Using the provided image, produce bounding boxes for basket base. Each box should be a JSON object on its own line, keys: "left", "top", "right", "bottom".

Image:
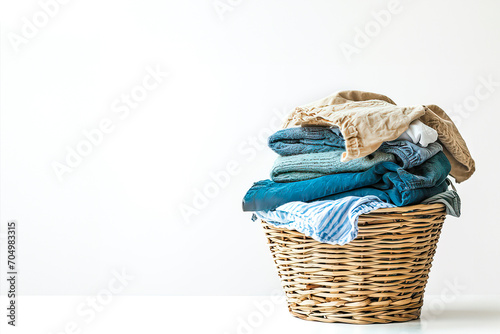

{"left": 288, "top": 305, "right": 422, "bottom": 324}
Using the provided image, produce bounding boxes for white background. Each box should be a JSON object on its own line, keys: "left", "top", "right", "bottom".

{"left": 1, "top": 0, "right": 500, "bottom": 302}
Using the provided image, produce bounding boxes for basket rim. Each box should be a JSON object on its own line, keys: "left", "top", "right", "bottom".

{"left": 365, "top": 202, "right": 445, "bottom": 214}
{"left": 260, "top": 202, "right": 446, "bottom": 233}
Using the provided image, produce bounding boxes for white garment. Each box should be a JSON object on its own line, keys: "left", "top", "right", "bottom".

{"left": 397, "top": 120, "right": 438, "bottom": 147}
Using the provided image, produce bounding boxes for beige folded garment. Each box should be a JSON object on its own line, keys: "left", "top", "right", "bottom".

{"left": 283, "top": 90, "right": 475, "bottom": 183}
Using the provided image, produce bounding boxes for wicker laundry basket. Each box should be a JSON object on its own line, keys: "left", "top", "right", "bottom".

{"left": 261, "top": 203, "right": 447, "bottom": 324}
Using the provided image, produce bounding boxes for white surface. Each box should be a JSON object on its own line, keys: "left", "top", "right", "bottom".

{"left": 0, "top": 295, "right": 499, "bottom": 334}
{"left": 1, "top": 0, "right": 500, "bottom": 296}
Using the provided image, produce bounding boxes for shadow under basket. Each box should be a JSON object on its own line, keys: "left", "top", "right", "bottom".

{"left": 261, "top": 203, "right": 447, "bottom": 324}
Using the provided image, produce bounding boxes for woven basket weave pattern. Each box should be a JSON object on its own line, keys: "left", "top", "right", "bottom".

{"left": 261, "top": 203, "right": 446, "bottom": 324}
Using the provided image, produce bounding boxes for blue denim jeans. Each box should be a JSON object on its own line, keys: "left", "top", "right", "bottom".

{"left": 268, "top": 126, "right": 442, "bottom": 170}
{"left": 242, "top": 151, "right": 451, "bottom": 211}
{"left": 378, "top": 141, "right": 442, "bottom": 169}
{"left": 268, "top": 127, "right": 345, "bottom": 156}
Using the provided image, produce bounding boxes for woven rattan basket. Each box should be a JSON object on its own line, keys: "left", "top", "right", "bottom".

{"left": 261, "top": 202, "right": 447, "bottom": 324}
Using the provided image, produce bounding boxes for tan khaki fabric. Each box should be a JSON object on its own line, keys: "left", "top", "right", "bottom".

{"left": 283, "top": 90, "right": 475, "bottom": 183}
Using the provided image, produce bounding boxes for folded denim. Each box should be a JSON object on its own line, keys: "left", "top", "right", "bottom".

{"left": 242, "top": 151, "right": 451, "bottom": 211}
{"left": 269, "top": 126, "right": 442, "bottom": 171}
{"left": 270, "top": 151, "right": 396, "bottom": 182}
{"left": 252, "top": 196, "right": 396, "bottom": 245}
{"left": 268, "top": 126, "right": 345, "bottom": 156}
{"left": 378, "top": 141, "right": 442, "bottom": 169}
{"left": 319, "top": 182, "right": 449, "bottom": 206}
{"left": 269, "top": 121, "right": 438, "bottom": 156}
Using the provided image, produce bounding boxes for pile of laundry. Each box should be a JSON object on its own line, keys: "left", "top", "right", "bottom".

{"left": 242, "top": 91, "right": 475, "bottom": 245}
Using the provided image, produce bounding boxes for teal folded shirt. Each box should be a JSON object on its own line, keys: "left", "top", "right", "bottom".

{"left": 271, "top": 151, "right": 396, "bottom": 182}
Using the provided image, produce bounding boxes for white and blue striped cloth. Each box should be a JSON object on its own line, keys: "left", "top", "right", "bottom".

{"left": 253, "top": 196, "right": 395, "bottom": 245}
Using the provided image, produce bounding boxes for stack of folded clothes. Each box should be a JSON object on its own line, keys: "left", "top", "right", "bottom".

{"left": 242, "top": 90, "right": 474, "bottom": 245}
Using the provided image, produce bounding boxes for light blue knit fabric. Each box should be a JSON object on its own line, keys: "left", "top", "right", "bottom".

{"left": 270, "top": 151, "right": 396, "bottom": 182}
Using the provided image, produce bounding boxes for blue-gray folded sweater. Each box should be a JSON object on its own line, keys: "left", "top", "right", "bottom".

{"left": 271, "top": 151, "right": 396, "bottom": 182}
